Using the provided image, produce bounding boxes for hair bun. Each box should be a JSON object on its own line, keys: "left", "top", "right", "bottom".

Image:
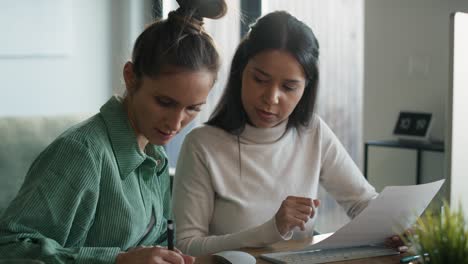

{"left": 176, "top": 0, "right": 227, "bottom": 19}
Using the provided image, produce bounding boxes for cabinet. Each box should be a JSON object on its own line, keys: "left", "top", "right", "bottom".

{"left": 364, "top": 140, "right": 444, "bottom": 185}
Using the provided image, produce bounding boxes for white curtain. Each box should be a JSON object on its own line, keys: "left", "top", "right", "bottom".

{"left": 163, "top": 0, "right": 364, "bottom": 233}
{"left": 263, "top": 0, "right": 364, "bottom": 233}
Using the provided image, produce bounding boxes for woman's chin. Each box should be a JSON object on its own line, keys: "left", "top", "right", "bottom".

{"left": 150, "top": 137, "right": 172, "bottom": 146}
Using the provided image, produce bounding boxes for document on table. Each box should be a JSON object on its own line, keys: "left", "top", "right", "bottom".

{"left": 300, "top": 179, "right": 445, "bottom": 251}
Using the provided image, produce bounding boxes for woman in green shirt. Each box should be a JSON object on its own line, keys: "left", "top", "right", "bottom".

{"left": 0, "top": 0, "right": 226, "bottom": 263}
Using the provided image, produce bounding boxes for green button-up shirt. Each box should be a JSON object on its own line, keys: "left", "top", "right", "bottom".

{"left": 0, "top": 96, "right": 172, "bottom": 264}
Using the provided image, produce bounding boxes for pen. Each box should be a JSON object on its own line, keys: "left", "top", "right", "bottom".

{"left": 167, "top": 219, "right": 174, "bottom": 251}
{"left": 400, "top": 253, "right": 429, "bottom": 263}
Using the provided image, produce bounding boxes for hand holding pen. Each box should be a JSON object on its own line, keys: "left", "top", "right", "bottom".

{"left": 115, "top": 220, "right": 194, "bottom": 264}
{"left": 116, "top": 246, "right": 195, "bottom": 264}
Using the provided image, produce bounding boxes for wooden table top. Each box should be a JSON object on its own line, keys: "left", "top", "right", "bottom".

{"left": 194, "top": 233, "right": 406, "bottom": 264}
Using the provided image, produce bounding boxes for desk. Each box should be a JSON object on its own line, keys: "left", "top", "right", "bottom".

{"left": 195, "top": 233, "right": 405, "bottom": 264}
{"left": 364, "top": 140, "right": 444, "bottom": 184}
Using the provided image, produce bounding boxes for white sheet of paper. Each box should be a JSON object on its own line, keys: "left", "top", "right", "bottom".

{"left": 300, "top": 179, "right": 445, "bottom": 251}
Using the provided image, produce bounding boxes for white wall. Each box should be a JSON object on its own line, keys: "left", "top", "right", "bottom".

{"left": 448, "top": 12, "right": 468, "bottom": 215}
{"left": 0, "top": 0, "right": 153, "bottom": 117}
{"left": 363, "top": 0, "right": 468, "bottom": 191}
{"left": 111, "top": 0, "right": 155, "bottom": 95}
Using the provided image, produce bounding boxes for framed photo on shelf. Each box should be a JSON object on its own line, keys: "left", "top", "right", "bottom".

{"left": 393, "top": 111, "right": 433, "bottom": 141}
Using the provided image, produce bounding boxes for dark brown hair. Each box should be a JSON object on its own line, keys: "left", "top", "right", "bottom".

{"left": 207, "top": 11, "right": 320, "bottom": 134}
{"left": 131, "top": 0, "right": 227, "bottom": 84}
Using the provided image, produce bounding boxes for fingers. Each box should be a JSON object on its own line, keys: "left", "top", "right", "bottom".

{"left": 287, "top": 196, "right": 314, "bottom": 206}
{"left": 153, "top": 257, "right": 171, "bottom": 264}
{"left": 294, "top": 204, "right": 314, "bottom": 218}
{"left": 284, "top": 196, "right": 319, "bottom": 218}
{"left": 385, "top": 239, "right": 408, "bottom": 253}
{"left": 276, "top": 196, "right": 320, "bottom": 235}
{"left": 290, "top": 215, "right": 306, "bottom": 231}
{"left": 181, "top": 254, "right": 196, "bottom": 264}
{"left": 116, "top": 246, "right": 193, "bottom": 264}
{"left": 398, "top": 246, "right": 409, "bottom": 253}
{"left": 313, "top": 199, "right": 320, "bottom": 208}
{"left": 384, "top": 236, "right": 399, "bottom": 248}
{"left": 281, "top": 213, "right": 306, "bottom": 231}
{"left": 279, "top": 203, "right": 311, "bottom": 225}
{"left": 385, "top": 234, "right": 409, "bottom": 252}
{"left": 160, "top": 248, "right": 196, "bottom": 264}
{"left": 152, "top": 247, "right": 185, "bottom": 264}
{"left": 174, "top": 248, "right": 195, "bottom": 264}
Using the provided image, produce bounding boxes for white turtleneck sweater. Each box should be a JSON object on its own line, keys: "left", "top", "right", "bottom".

{"left": 172, "top": 115, "right": 378, "bottom": 256}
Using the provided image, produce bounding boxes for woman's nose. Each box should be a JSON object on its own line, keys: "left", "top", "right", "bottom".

{"left": 166, "top": 110, "right": 184, "bottom": 132}
{"left": 262, "top": 86, "right": 280, "bottom": 105}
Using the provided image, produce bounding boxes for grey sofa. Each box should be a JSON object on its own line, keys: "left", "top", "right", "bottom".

{"left": 0, "top": 114, "right": 90, "bottom": 215}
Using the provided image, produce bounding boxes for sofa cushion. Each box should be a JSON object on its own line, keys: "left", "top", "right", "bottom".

{"left": 0, "top": 114, "right": 90, "bottom": 215}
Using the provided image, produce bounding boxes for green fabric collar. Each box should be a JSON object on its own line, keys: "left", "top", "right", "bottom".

{"left": 100, "top": 96, "right": 147, "bottom": 179}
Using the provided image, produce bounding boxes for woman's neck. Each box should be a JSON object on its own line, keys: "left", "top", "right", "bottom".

{"left": 240, "top": 120, "right": 288, "bottom": 144}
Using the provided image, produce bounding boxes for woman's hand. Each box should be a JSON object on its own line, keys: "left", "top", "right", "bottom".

{"left": 385, "top": 229, "right": 413, "bottom": 252}
{"left": 116, "top": 246, "right": 195, "bottom": 264}
{"left": 275, "top": 196, "right": 320, "bottom": 236}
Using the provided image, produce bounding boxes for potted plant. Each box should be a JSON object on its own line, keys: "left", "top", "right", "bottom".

{"left": 406, "top": 202, "right": 468, "bottom": 263}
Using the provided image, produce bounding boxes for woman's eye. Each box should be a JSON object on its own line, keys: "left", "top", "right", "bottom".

{"left": 187, "top": 106, "right": 202, "bottom": 113}
{"left": 253, "top": 75, "right": 268, "bottom": 83}
{"left": 283, "top": 85, "right": 297, "bottom": 91}
{"left": 155, "top": 97, "right": 173, "bottom": 107}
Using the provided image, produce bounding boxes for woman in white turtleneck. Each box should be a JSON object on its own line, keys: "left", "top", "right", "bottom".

{"left": 172, "top": 11, "right": 379, "bottom": 257}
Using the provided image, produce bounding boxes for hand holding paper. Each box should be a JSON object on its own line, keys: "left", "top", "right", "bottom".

{"left": 301, "top": 179, "right": 445, "bottom": 251}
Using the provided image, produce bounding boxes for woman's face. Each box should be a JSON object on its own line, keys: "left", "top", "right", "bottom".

{"left": 241, "top": 50, "right": 307, "bottom": 128}
{"left": 124, "top": 63, "right": 214, "bottom": 146}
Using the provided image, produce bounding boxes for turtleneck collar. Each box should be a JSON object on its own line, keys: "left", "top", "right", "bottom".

{"left": 240, "top": 120, "right": 288, "bottom": 144}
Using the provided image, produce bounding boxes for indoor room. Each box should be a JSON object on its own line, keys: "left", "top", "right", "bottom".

{"left": 0, "top": 0, "right": 467, "bottom": 263}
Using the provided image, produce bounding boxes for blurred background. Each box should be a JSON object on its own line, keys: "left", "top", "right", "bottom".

{"left": 1, "top": 0, "right": 467, "bottom": 233}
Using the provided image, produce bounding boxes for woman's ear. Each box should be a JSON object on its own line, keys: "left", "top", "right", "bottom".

{"left": 123, "top": 61, "right": 137, "bottom": 95}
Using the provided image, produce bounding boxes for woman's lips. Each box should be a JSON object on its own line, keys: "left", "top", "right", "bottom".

{"left": 156, "top": 129, "right": 175, "bottom": 140}
{"left": 256, "top": 108, "right": 277, "bottom": 121}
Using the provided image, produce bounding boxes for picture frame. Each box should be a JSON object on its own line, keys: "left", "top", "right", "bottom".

{"left": 393, "top": 111, "right": 433, "bottom": 141}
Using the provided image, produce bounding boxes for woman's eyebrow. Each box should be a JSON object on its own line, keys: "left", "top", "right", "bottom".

{"left": 284, "top": 79, "right": 303, "bottom": 84}
{"left": 156, "top": 95, "right": 206, "bottom": 108}
{"left": 253, "top": 67, "right": 271, "bottom": 78}
{"left": 253, "top": 67, "right": 304, "bottom": 84}
{"left": 191, "top": 101, "right": 207, "bottom": 107}
{"left": 156, "top": 95, "right": 176, "bottom": 102}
